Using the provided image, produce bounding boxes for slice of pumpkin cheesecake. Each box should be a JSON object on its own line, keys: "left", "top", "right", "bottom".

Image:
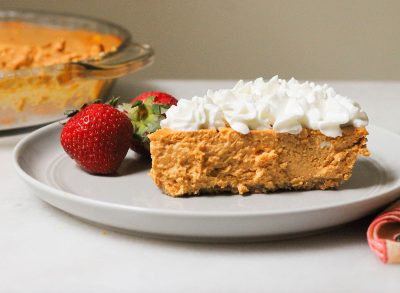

{"left": 149, "top": 76, "right": 369, "bottom": 197}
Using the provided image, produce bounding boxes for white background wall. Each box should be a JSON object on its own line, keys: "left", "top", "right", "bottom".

{"left": 2, "top": 0, "right": 400, "bottom": 80}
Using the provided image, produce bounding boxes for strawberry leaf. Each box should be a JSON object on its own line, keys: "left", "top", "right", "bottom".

{"left": 131, "top": 100, "right": 143, "bottom": 108}
{"left": 107, "top": 97, "right": 120, "bottom": 107}
{"left": 65, "top": 109, "right": 80, "bottom": 118}
{"left": 151, "top": 104, "right": 162, "bottom": 115}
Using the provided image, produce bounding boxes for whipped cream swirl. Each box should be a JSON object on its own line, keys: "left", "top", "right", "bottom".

{"left": 160, "top": 76, "right": 369, "bottom": 137}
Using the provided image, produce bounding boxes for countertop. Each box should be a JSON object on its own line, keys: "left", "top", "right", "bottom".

{"left": 1, "top": 78, "right": 400, "bottom": 292}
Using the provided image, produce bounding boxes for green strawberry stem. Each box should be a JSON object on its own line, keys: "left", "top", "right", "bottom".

{"left": 119, "top": 96, "right": 170, "bottom": 153}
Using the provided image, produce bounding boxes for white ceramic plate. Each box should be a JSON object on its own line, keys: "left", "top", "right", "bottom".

{"left": 13, "top": 123, "right": 400, "bottom": 241}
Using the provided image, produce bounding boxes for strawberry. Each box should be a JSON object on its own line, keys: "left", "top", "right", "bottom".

{"left": 60, "top": 99, "right": 133, "bottom": 174}
{"left": 131, "top": 91, "right": 177, "bottom": 106}
{"left": 120, "top": 93, "right": 177, "bottom": 156}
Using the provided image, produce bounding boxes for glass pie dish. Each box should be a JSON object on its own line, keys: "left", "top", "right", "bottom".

{"left": 0, "top": 10, "right": 154, "bottom": 130}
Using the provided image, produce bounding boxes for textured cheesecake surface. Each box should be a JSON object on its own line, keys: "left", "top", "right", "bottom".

{"left": 0, "top": 21, "right": 122, "bottom": 128}
{"left": 0, "top": 21, "right": 121, "bottom": 71}
{"left": 149, "top": 127, "right": 369, "bottom": 197}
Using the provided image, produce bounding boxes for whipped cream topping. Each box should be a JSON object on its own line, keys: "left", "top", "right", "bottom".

{"left": 160, "top": 76, "right": 369, "bottom": 137}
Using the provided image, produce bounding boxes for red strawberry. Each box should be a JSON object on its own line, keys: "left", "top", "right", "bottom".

{"left": 61, "top": 101, "right": 133, "bottom": 174}
{"left": 120, "top": 93, "right": 177, "bottom": 156}
{"left": 131, "top": 91, "right": 177, "bottom": 106}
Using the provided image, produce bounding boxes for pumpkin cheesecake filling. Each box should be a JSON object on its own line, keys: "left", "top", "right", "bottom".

{"left": 0, "top": 21, "right": 120, "bottom": 70}
{"left": 0, "top": 21, "right": 122, "bottom": 128}
{"left": 149, "top": 77, "right": 370, "bottom": 197}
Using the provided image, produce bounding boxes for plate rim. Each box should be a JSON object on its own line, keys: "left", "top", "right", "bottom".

{"left": 13, "top": 122, "right": 400, "bottom": 218}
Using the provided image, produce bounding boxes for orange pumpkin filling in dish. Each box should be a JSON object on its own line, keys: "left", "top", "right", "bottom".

{"left": 0, "top": 21, "right": 122, "bottom": 128}
{"left": 0, "top": 21, "right": 120, "bottom": 70}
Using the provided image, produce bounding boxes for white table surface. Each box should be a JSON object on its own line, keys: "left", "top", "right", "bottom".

{"left": 1, "top": 78, "right": 400, "bottom": 293}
